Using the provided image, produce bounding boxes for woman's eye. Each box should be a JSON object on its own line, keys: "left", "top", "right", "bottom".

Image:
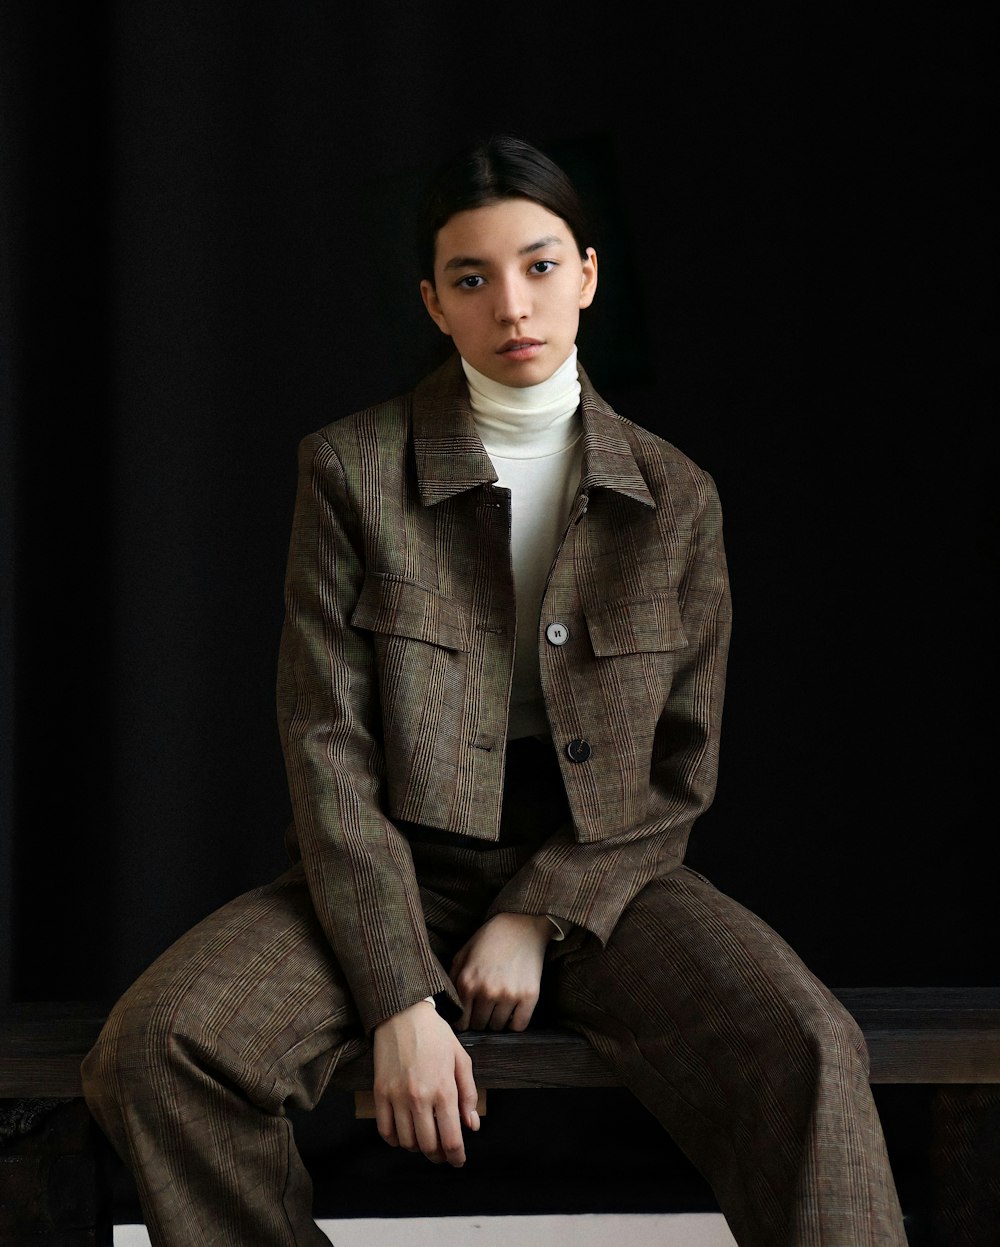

{"left": 456, "top": 274, "right": 485, "bottom": 289}
{"left": 531, "top": 260, "right": 557, "bottom": 274}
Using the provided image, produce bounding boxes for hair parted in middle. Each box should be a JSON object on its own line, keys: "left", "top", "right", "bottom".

{"left": 416, "top": 133, "right": 595, "bottom": 284}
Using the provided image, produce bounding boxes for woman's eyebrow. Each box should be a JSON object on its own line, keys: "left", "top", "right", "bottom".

{"left": 441, "top": 235, "right": 565, "bottom": 272}
{"left": 442, "top": 254, "right": 487, "bottom": 272}
{"left": 519, "top": 234, "right": 564, "bottom": 255}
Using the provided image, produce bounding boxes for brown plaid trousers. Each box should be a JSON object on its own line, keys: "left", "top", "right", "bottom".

{"left": 82, "top": 355, "right": 907, "bottom": 1245}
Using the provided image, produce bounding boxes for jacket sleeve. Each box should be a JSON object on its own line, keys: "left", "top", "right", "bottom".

{"left": 276, "top": 431, "right": 462, "bottom": 1033}
{"left": 485, "top": 474, "right": 732, "bottom": 945}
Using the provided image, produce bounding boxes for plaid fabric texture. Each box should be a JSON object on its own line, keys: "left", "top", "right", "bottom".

{"left": 277, "top": 353, "right": 731, "bottom": 1034}
{"left": 81, "top": 818, "right": 906, "bottom": 1246}
{"left": 81, "top": 357, "right": 907, "bottom": 1245}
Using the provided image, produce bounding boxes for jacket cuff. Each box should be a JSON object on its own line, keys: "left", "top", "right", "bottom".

{"left": 484, "top": 823, "right": 686, "bottom": 946}
{"left": 365, "top": 972, "right": 462, "bottom": 1035}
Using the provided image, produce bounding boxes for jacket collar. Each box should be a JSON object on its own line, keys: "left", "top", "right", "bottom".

{"left": 412, "top": 353, "right": 654, "bottom": 509}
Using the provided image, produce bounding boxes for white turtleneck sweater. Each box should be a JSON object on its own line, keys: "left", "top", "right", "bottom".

{"left": 461, "top": 348, "right": 584, "bottom": 741}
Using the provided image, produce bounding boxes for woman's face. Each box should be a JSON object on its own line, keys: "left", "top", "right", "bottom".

{"left": 420, "top": 197, "right": 598, "bottom": 388}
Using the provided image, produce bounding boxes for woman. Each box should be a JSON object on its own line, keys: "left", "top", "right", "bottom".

{"left": 83, "top": 133, "right": 907, "bottom": 1246}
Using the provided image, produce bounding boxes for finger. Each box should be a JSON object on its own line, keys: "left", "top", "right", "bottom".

{"left": 392, "top": 1106, "right": 418, "bottom": 1153}
{"left": 454, "top": 968, "right": 474, "bottom": 1031}
{"left": 480, "top": 993, "right": 516, "bottom": 1031}
{"left": 374, "top": 1097, "right": 399, "bottom": 1148}
{"left": 469, "top": 993, "right": 497, "bottom": 1031}
{"left": 509, "top": 994, "right": 538, "bottom": 1032}
{"left": 455, "top": 1051, "right": 481, "bottom": 1132}
{"left": 433, "top": 1097, "right": 467, "bottom": 1167}
{"left": 412, "top": 1105, "right": 447, "bottom": 1165}
{"left": 488, "top": 1003, "right": 514, "bottom": 1031}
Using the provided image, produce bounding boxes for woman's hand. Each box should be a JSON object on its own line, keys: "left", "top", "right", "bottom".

{"left": 451, "top": 912, "right": 553, "bottom": 1032}
{"left": 372, "top": 1000, "right": 480, "bottom": 1166}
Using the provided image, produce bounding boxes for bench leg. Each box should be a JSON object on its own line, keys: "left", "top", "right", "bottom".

{"left": 0, "top": 1098, "right": 113, "bottom": 1246}
{"left": 928, "top": 1086, "right": 1000, "bottom": 1247}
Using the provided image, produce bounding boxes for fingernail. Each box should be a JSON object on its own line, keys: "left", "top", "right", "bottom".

{"left": 471, "top": 1110, "right": 481, "bottom": 1129}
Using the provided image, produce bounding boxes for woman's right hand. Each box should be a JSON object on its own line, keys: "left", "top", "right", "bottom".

{"left": 372, "top": 999, "right": 480, "bottom": 1166}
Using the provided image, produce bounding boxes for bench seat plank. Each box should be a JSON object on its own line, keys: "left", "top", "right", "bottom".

{"left": 3, "top": 989, "right": 1000, "bottom": 1098}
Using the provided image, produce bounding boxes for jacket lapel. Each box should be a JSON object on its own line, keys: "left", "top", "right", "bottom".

{"left": 577, "top": 365, "right": 655, "bottom": 509}
{"left": 411, "top": 351, "right": 655, "bottom": 511}
{"left": 412, "top": 354, "right": 498, "bottom": 505}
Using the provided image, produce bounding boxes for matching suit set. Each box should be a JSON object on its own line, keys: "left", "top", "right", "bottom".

{"left": 82, "top": 354, "right": 907, "bottom": 1245}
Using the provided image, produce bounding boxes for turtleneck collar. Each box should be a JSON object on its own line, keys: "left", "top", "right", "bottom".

{"left": 461, "top": 347, "right": 582, "bottom": 460}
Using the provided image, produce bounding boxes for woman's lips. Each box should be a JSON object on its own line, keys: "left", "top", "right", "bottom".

{"left": 498, "top": 338, "right": 543, "bottom": 361}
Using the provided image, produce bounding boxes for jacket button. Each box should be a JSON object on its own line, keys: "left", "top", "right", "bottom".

{"left": 545, "top": 622, "right": 570, "bottom": 646}
{"left": 566, "top": 738, "right": 592, "bottom": 763}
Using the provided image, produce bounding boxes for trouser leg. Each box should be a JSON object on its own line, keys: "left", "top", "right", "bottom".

{"left": 78, "top": 739, "right": 562, "bottom": 1247}
{"left": 81, "top": 866, "right": 367, "bottom": 1247}
{"left": 551, "top": 866, "right": 907, "bottom": 1247}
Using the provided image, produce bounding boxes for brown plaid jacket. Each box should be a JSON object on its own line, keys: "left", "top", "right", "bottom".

{"left": 276, "top": 353, "right": 732, "bottom": 1032}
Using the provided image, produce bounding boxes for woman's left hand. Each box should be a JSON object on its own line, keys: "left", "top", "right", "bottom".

{"left": 450, "top": 912, "right": 553, "bottom": 1032}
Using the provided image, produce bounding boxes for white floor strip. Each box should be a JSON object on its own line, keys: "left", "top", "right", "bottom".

{"left": 115, "top": 1214, "right": 737, "bottom": 1246}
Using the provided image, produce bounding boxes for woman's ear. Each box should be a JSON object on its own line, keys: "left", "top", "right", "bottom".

{"left": 420, "top": 279, "right": 452, "bottom": 336}
{"left": 579, "top": 247, "right": 598, "bottom": 310}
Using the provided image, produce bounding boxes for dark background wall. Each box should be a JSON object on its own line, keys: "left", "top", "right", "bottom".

{"left": 1, "top": 1, "right": 994, "bottom": 1009}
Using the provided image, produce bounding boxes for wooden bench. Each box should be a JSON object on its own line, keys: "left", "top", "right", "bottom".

{"left": 2, "top": 987, "right": 999, "bottom": 1245}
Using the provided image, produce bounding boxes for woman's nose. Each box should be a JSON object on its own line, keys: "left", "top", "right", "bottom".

{"left": 494, "top": 277, "right": 530, "bottom": 324}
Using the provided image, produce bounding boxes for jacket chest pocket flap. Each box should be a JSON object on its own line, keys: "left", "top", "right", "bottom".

{"left": 351, "top": 574, "right": 472, "bottom": 653}
{"left": 584, "top": 591, "right": 688, "bottom": 657}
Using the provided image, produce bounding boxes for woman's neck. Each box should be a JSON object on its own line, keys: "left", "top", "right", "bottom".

{"left": 461, "top": 347, "right": 581, "bottom": 459}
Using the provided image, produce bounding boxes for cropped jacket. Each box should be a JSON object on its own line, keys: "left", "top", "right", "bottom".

{"left": 276, "top": 353, "right": 732, "bottom": 1032}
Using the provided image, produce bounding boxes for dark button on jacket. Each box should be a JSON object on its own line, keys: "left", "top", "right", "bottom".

{"left": 276, "top": 353, "right": 732, "bottom": 1032}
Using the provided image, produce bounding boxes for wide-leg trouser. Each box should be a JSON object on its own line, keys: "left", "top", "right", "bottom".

{"left": 82, "top": 863, "right": 906, "bottom": 1247}
{"left": 82, "top": 741, "right": 906, "bottom": 1247}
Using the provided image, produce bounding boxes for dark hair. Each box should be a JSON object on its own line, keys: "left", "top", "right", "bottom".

{"left": 416, "top": 133, "right": 594, "bottom": 283}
